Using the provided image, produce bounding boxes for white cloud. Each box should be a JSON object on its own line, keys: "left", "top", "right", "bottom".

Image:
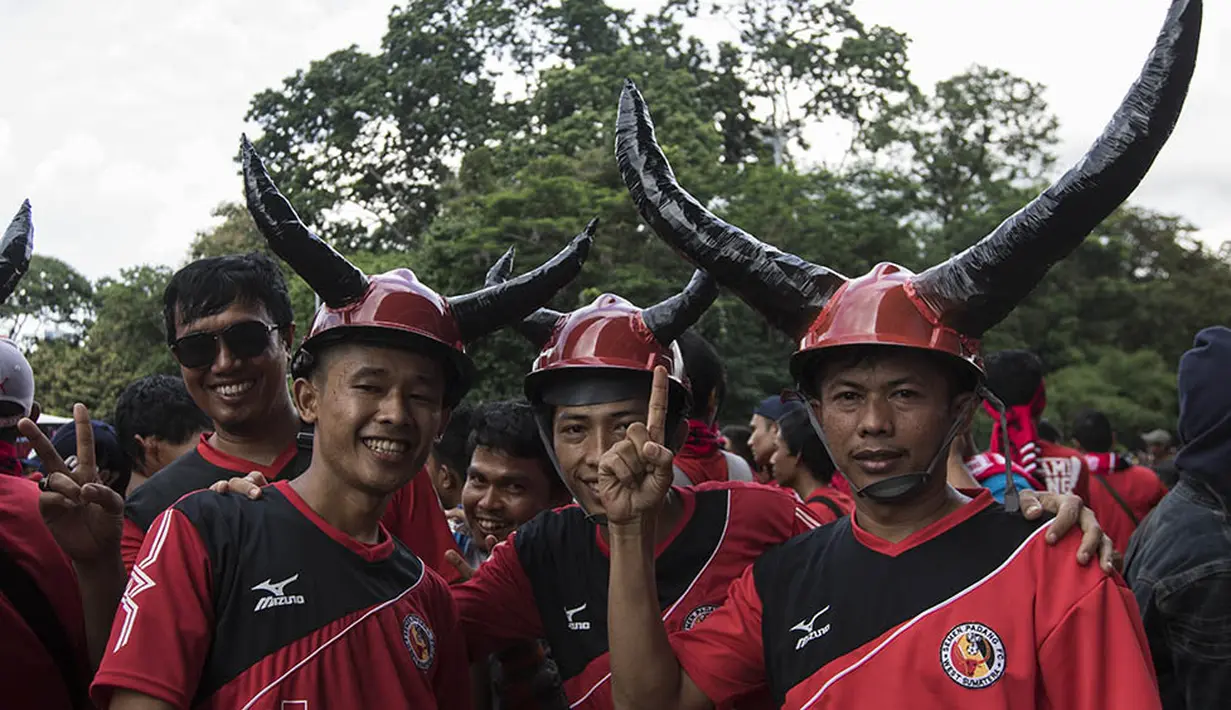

{"left": 0, "top": 0, "right": 1225, "bottom": 283}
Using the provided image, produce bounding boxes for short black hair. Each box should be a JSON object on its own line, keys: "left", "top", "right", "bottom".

{"left": 776, "top": 408, "right": 836, "bottom": 483}
{"left": 1072, "top": 409, "right": 1114, "bottom": 452}
{"left": 163, "top": 253, "right": 293, "bottom": 343}
{"left": 1037, "top": 418, "right": 1062, "bottom": 443}
{"left": 113, "top": 375, "right": 213, "bottom": 467}
{"left": 983, "top": 350, "right": 1045, "bottom": 406}
{"left": 432, "top": 403, "right": 474, "bottom": 474}
{"left": 807, "top": 345, "right": 978, "bottom": 400}
{"left": 678, "top": 329, "right": 725, "bottom": 417}
{"left": 467, "top": 400, "right": 562, "bottom": 492}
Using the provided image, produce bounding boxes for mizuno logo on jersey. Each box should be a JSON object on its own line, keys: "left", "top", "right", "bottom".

{"left": 791, "top": 605, "right": 831, "bottom": 651}
{"left": 252, "top": 573, "right": 306, "bottom": 612}
{"left": 565, "top": 603, "right": 591, "bottom": 631}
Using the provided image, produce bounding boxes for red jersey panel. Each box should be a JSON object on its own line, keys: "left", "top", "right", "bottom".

{"left": 0, "top": 474, "right": 91, "bottom": 710}
{"left": 456, "top": 481, "right": 820, "bottom": 710}
{"left": 1085, "top": 459, "right": 1168, "bottom": 553}
{"left": 122, "top": 432, "right": 460, "bottom": 582}
{"left": 671, "top": 490, "right": 1159, "bottom": 710}
{"left": 93, "top": 481, "right": 469, "bottom": 709}
{"left": 803, "top": 485, "right": 853, "bottom": 524}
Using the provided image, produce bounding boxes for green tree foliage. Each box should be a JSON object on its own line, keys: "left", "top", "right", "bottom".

{"left": 22, "top": 0, "right": 1228, "bottom": 444}
{"left": 0, "top": 255, "right": 95, "bottom": 341}
{"left": 26, "top": 266, "right": 177, "bottom": 418}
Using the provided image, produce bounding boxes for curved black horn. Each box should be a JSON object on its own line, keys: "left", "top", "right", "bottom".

{"left": 910, "top": 0, "right": 1201, "bottom": 337}
{"left": 483, "top": 244, "right": 564, "bottom": 348}
{"left": 450, "top": 218, "right": 596, "bottom": 344}
{"left": 0, "top": 200, "right": 34, "bottom": 305}
{"left": 241, "top": 135, "right": 369, "bottom": 309}
{"left": 642, "top": 269, "right": 719, "bottom": 346}
{"left": 616, "top": 80, "right": 846, "bottom": 339}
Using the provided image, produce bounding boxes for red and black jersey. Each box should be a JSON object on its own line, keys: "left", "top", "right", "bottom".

{"left": 92, "top": 480, "right": 469, "bottom": 709}
{"left": 456, "top": 481, "right": 820, "bottom": 710}
{"left": 122, "top": 431, "right": 462, "bottom": 582}
{"left": 121, "top": 432, "right": 311, "bottom": 571}
{"left": 671, "top": 490, "right": 1160, "bottom": 709}
{"left": 0, "top": 475, "right": 90, "bottom": 710}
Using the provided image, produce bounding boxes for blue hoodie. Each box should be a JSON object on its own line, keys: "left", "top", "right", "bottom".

{"left": 1124, "top": 327, "right": 1231, "bottom": 710}
{"left": 1173, "top": 326, "right": 1231, "bottom": 507}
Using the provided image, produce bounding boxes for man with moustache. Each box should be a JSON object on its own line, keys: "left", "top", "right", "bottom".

{"left": 606, "top": 3, "right": 1197, "bottom": 700}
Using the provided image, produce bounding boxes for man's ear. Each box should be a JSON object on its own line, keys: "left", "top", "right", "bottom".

{"left": 951, "top": 392, "right": 977, "bottom": 428}
{"left": 133, "top": 434, "right": 156, "bottom": 473}
{"left": 436, "top": 406, "right": 453, "bottom": 439}
{"left": 27, "top": 401, "right": 40, "bottom": 424}
{"left": 293, "top": 377, "right": 321, "bottom": 425}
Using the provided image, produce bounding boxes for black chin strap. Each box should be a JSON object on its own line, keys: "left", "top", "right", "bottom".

{"left": 800, "top": 389, "right": 975, "bottom": 506}
{"left": 979, "top": 387, "right": 1020, "bottom": 513}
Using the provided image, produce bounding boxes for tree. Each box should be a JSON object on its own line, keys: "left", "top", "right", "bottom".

{"left": 0, "top": 255, "right": 94, "bottom": 342}
{"left": 190, "top": 202, "right": 268, "bottom": 260}
{"left": 27, "top": 266, "right": 177, "bottom": 418}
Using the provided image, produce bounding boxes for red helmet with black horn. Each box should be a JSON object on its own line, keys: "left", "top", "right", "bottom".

{"left": 0, "top": 201, "right": 34, "bottom": 306}
{"left": 485, "top": 250, "right": 718, "bottom": 455}
{"left": 242, "top": 137, "right": 594, "bottom": 406}
{"left": 617, "top": 0, "right": 1201, "bottom": 507}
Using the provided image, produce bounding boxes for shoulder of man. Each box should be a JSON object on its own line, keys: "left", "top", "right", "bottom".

{"left": 124, "top": 447, "right": 223, "bottom": 532}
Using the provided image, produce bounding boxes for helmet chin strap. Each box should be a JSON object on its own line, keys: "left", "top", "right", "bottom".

{"left": 800, "top": 390, "right": 975, "bottom": 506}
{"left": 978, "top": 386, "right": 1020, "bottom": 514}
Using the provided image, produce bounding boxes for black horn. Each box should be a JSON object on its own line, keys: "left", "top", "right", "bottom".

{"left": 241, "top": 135, "right": 369, "bottom": 309}
{"left": 483, "top": 244, "right": 565, "bottom": 348}
{"left": 910, "top": 0, "right": 1201, "bottom": 337}
{"left": 0, "top": 200, "right": 33, "bottom": 305}
{"left": 450, "top": 218, "right": 596, "bottom": 344}
{"left": 616, "top": 79, "right": 847, "bottom": 339}
{"left": 642, "top": 269, "right": 719, "bottom": 346}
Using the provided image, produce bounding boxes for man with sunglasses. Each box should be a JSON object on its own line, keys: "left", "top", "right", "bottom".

{"left": 606, "top": 4, "right": 1198, "bottom": 699}
{"left": 87, "top": 140, "right": 591, "bottom": 709}
{"left": 120, "top": 251, "right": 463, "bottom": 581}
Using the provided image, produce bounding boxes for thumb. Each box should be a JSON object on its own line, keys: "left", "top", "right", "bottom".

{"left": 444, "top": 550, "right": 475, "bottom": 581}
{"left": 485, "top": 534, "right": 498, "bottom": 550}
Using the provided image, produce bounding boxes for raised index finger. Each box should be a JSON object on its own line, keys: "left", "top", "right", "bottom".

{"left": 72, "top": 402, "right": 96, "bottom": 482}
{"left": 645, "top": 366, "right": 670, "bottom": 445}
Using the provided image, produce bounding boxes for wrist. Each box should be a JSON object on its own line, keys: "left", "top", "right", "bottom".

{"left": 73, "top": 549, "right": 125, "bottom": 579}
{"left": 608, "top": 516, "right": 656, "bottom": 541}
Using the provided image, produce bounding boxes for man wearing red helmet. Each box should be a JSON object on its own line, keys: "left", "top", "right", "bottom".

{"left": 603, "top": 0, "right": 1198, "bottom": 705}
{"left": 87, "top": 140, "right": 591, "bottom": 710}
{"left": 453, "top": 265, "right": 822, "bottom": 710}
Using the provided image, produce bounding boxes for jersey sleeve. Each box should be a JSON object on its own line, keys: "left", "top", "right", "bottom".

{"left": 670, "top": 565, "right": 767, "bottom": 705}
{"left": 120, "top": 517, "right": 145, "bottom": 575}
{"left": 382, "top": 472, "right": 463, "bottom": 583}
{"left": 1038, "top": 575, "right": 1161, "bottom": 710}
{"left": 453, "top": 537, "right": 545, "bottom": 661}
{"left": 427, "top": 576, "right": 473, "bottom": 708}
{"left": 91, "top": 508, "right": 215, "bottom": 709}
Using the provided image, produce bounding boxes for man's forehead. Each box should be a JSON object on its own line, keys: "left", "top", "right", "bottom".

{"left": 554, "top": 398, "right": 649, "bottom": 421}
{"left": 470, "top": 445, "right": 550, "bottom": 481}
{"left": 176, "top": 299, "right": 271, "bottom": 333}
{"left": 815, "top": 350, "right": 935, "bottom": 386}
{"left": 331, "top": 345, "right": 444, "bottom": 382}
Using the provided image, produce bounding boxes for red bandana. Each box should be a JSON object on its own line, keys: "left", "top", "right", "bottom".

{"left": 985, "top": 381, "right": 1046, "bottom": 476}
{"left": 679, "top": 419, "right": 722, "bottom": 458}
{"left": 0, "top": 439, "right": 21, "bottom": 477}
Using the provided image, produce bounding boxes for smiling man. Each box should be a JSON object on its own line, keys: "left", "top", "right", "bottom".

{"left": 606, "top": 0, "right": 1198, "bottom": 703}
{"left": 457, "top": 400, "right": 571, "bottom": 566}
{"left": 88, "top": 139, "right": 590, "bottom": 709}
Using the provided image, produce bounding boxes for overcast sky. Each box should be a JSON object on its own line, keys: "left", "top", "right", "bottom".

{"left": 0, "top": 0, "right": 1225, "bottom": 281}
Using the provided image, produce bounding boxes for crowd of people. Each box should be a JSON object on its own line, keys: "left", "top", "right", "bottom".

{"left": 1, "top": 0, "right": 1224, "bottom": 708}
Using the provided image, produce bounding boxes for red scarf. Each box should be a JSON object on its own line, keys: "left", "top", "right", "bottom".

{"left": 680, "top": 419, "right": 722, "bottom": 458}
{"left": 1083, "top": 452, "right": 1121, "bottom": 477}
{"left": 985, "top": 381, "right": 1046, "bottom": 477}
{"left": 0, "top": 439, "right": 21, "bottom": 477}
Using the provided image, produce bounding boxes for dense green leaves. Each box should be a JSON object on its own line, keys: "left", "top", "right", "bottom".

{"left": 19, "top": 0, "right": 1229, "bottom": 446}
